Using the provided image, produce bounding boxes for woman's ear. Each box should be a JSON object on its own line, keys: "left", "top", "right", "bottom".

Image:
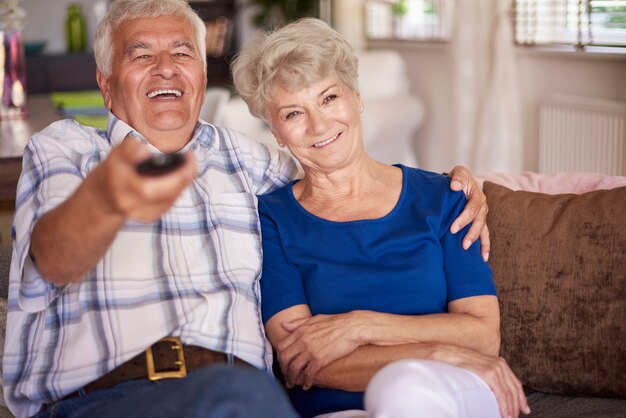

{"left": 267, "top": 118, "right": 286, "bottom": 148}
{"left": 272, "top": 132, "right": 286, "bottom": 148}
{"left": 356, "top": 92, "right": 364, "bottom": 113}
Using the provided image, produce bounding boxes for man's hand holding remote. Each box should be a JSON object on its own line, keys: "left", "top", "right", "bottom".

{"left": 96, "top": 137, "right": 196, "bottom": 223}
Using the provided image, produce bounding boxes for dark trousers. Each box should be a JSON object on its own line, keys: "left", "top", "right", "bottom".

{"left": 35, "top": 364, "right": 300, "bottom": 418}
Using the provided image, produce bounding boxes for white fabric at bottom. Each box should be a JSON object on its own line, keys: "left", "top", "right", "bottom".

{"left": 365, "top": 359, "right": 500, "bottom": 418}
{"left": 314, "top": 359, "right": 500, "bottom": 418}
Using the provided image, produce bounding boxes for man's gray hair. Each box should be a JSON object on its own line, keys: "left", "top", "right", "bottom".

{"left": 94, "top": 0, "right": 207, "bottom": 77}
{"left": 231, "top": 18, "right": 359, "bottom": 121}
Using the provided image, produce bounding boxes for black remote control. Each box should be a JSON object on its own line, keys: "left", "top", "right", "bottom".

{"left": 136, "top": 153, "right": 186, "bottom": 176}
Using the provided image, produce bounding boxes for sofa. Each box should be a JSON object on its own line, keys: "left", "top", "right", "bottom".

{"left": 0, "top": 171, "right": 624, "bottom": 417}
{"left": 478, "top": 171, "right": 626, "bottom": 417}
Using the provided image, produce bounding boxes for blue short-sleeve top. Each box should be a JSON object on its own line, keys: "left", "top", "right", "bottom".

{"left": 258, "top": 165, "right": 496, "bottom": 417}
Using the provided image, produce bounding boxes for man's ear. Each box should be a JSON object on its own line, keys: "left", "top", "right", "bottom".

{"left": 96, "top": 68, "right": 112, "bottom": 110}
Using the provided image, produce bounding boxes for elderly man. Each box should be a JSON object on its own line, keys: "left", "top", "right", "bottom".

{"left": 3, "top": 0, "right": 489, "bottom": 417}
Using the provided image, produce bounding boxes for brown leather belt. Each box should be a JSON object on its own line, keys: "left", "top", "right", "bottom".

{"left": 64, "top": 337, "right": 249, "bottom": 399}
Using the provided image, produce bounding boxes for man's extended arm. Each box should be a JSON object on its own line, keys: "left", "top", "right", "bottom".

{"left": 31, "top": 138, "right": 196, "bottom": 285}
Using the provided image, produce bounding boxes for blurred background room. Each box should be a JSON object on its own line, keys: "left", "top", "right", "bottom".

{"left": 0, "top": 0, "right": 625, "bottom": 248}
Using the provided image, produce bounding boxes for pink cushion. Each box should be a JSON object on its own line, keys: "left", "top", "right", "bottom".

{"left": 477, "top": 171, "right": 626, "bottom": 194}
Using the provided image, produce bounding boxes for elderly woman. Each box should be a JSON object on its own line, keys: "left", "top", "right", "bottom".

{"left": 232, "top": 18, "right": 529, "bottom": 418}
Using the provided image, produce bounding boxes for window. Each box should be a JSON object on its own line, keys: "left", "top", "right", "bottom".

{"left": 363, "top": 0, "right": 626, "bottom": 49}
{"left": 515, "top": 0, "right": 626, "bottom": 47}
{"left": 365, "top": 0, "right": 455, "bottom": 41}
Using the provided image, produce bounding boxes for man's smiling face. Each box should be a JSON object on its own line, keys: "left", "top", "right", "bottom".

{"left": 98, "top": 15, "right": 206, "bottom": 150}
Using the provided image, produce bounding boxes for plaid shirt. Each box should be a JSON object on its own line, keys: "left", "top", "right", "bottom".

{"left": 3, "top": 114, "right": 298, "bottom": 418}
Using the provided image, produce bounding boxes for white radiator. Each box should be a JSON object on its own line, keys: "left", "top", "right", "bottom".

{"left": 539, "top": 95, "right": 626, "bottom": 176}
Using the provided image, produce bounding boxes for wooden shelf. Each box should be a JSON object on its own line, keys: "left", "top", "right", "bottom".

{"left": 26, "top": 53, "right": 99, "bottom": 94}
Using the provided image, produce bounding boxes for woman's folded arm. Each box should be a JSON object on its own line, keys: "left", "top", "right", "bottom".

{"left": 265, "top": 295, "right": 500, "bottom": 390}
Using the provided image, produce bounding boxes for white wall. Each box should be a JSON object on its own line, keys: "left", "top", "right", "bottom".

{"left": 23, "top": 0, "right": 259, "bottom": 54}
{"left": 332, "top": 0, "right": 365, "bottom": 51}
{"left": 22, "top": 0, "right": 108, "bottom": 53}
{"left": 367, "top": 41, "right": 626, "bottom": 173}
{"left": 516, "top": 51, "right": 626, "bottom": 172}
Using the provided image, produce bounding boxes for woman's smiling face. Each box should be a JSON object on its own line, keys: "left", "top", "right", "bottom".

{"left": 267, "top": 73, "right": 364, "bottom": 173}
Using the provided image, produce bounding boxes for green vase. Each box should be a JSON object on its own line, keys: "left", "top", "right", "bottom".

{"left": 66, "top": 3, "right": 87, "bottom": 53}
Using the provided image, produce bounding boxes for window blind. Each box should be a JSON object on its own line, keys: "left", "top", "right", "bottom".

{"left": 515, "top": 0, "right": 626, "bottom": 47}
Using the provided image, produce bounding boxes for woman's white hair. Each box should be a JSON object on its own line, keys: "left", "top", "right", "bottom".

{"left": 94, "top": 0, "right": 207, "bottom": 77}
{"left": 231, "top": 18, "right": 359, "bottom": 121}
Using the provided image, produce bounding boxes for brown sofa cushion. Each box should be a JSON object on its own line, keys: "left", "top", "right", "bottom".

{"left": 484, "top": 182, "right": 626, "bottom": 398}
